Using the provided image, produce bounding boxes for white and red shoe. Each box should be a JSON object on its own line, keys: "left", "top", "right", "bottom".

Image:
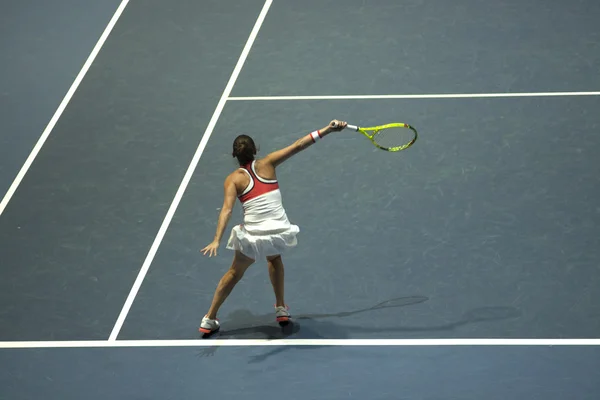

{"left": 275, "top": 305, "right": 291, "bottom": 324}
{"left": 199, "top": 316, "right": 220, "bottom": 335}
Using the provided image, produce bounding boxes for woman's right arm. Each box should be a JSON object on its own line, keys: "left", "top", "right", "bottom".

{"left": 263, "top": 119, "right": 347, "bottom": 168}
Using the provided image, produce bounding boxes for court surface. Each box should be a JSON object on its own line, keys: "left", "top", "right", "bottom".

{"left": 2, "top": 0, "right": 600, "bottom": 398}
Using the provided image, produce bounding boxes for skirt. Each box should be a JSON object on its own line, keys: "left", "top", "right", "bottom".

{"left": 226, "top": 223, "right": 300, "bottom": 260}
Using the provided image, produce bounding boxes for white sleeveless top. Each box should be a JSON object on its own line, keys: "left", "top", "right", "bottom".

{"left": 237, "top": 160, "right": 292, "bottom": 234}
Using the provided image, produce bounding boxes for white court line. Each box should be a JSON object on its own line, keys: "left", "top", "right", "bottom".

{"left": 2, "top": 339, "right": 600, "bottom": 349}
{"left": 107, "top": 0, "right": 274, "bottom": 341}
{"left": 228, "top": 91, "right": 600, "bottom": 101}
{"left": 0, "top": 0, "right": 131, "bottom": 218}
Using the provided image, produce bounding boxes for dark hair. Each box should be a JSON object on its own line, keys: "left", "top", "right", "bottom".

{"left": 232, "top": 134, "right": 257, "bottom": 165}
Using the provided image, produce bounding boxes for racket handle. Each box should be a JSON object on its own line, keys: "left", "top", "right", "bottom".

{"left": 346, "top": 124, "right": 359, "bottom": 131}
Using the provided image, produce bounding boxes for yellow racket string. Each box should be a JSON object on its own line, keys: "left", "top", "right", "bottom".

{"left": 358, "top": 123, "right": 417, "bottom": 152}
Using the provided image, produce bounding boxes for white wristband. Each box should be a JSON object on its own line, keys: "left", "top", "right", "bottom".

{"left": 310, "top": 130, "right": 321, "bottom": 142}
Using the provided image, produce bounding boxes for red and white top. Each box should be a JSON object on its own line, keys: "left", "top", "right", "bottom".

{"left": 237, "top": 160, "right": 292, "bottom": 234}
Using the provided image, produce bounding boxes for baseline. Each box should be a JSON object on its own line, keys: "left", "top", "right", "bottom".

{"left": 228, "top": 91, "right": 600, "bottom": 101}
{"left": 1, "top": 339, "right": 600, "bottom": 349}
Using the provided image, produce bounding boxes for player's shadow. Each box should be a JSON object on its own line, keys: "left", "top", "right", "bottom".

{"left": 195, "top": 299, "right": 521, "bottom": 363}
{"left": 201, "top": 295, "right": 429, "bottom": 339}
{"left": 195, "top": 295, "right": 428, "bottom": 358}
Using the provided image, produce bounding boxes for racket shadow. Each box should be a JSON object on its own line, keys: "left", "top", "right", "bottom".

{"left": 335, "top": 306, "right": 523, "bottom": 333}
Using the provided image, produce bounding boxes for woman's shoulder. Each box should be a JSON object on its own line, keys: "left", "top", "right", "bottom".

{"left": 229, "top": 167, "right": 249, "bottom": 179}
{"left": 252, "top": 158, "right": 277, "bottom": 181}
{"left": 225, "top": 168, "right": 251, "bottom": 195}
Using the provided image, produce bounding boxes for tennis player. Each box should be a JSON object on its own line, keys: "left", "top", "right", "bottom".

{"left": 199, "top": 119, "right": 348, "bottom": 334}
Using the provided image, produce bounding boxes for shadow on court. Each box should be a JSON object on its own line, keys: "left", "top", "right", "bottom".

{"left": 205, "top": 295, "right": 429, "bottom": 339}
{"left": 195, "top": 296, "right": 521, "bottom": 362}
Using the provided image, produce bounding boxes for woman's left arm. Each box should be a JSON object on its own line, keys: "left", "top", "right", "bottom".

{"left": 201, "top": 175, "right": 238, "bottom": 257}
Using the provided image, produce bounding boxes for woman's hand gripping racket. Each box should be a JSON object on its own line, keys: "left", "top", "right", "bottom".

{"left": 332, "top": 120, "right": 418, "bottom": 152}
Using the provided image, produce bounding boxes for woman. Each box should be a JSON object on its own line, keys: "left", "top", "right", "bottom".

{"left": 199, "top": 119, "right": 348, "bottom": 334}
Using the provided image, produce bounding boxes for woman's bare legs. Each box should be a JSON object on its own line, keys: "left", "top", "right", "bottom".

{"left": 267, "top": 254, "right": 285, "bottom": 307}
{"left": 267, "top": 254, "right": 291, "bottom": 323}
{"left": 205, "top": 250, "right": 255, "bottom": 320}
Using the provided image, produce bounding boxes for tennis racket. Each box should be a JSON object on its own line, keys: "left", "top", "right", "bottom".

{"left": 339, "top": 122, "right": 418, "bottom": 152}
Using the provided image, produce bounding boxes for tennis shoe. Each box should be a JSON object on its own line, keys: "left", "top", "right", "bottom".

{"left": 199, "top": 316, "right": 220, "bottom": 335}
{"left": 275, "top": 305, "right": 291, "bottom": 324}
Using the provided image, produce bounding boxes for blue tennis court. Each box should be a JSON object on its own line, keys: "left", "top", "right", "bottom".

{"left": 2, "top": 0, "right": 600, "bottom": 398}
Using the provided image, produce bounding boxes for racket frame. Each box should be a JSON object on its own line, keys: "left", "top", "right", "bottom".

{"left": 347, "top": 123, "right": 418, "bottom": 152}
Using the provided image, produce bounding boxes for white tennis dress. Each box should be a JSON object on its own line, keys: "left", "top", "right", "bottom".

{"left": 226, "top": 160, "right": 299, "bottom": 260}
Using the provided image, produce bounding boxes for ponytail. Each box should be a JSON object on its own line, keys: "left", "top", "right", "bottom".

{"left": 232, "top": 135, "right": 257, "bottom": 165}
